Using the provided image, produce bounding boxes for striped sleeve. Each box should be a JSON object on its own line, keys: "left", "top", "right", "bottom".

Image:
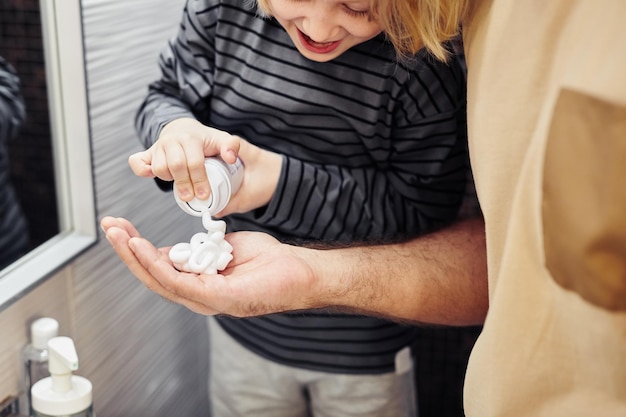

{"left": 0, "top": 57, "right": 29, "bottom": 269}
{"left": 252, "top": 58, "right": 468, "bottom": 242}
{"left": 135, "top": 0, "right": 220, "bottom": 148}
{"left": 0, "top": 57, "right": 26, "bottom": 144}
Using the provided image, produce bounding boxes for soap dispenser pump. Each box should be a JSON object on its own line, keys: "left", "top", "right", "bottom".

{"left": 31, "top": 336, "right": 94, "bottom": 417}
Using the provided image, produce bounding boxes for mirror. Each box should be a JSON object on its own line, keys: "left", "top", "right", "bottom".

{"left": 1, "top": 0, "right": 58, "bottom": 271}
{"left": 0, "top": 0, "right": 96, "bottom": 310}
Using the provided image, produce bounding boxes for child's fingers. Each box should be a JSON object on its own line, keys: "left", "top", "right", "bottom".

{"left": 128, "top": 151, "right": 155, "bottom": 178}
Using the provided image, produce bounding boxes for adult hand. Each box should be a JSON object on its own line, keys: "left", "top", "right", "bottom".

{"left": 101, "top": 216, "right": 488, "bottom": 325}
{"left": 100, "top": 216, "right": 323, "bottom": 317}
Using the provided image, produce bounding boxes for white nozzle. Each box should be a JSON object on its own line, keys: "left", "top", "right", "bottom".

{"left": 31, "top": 336, "right": 93, "bottom": 416}
{"left": 48, "top": 337, "right": 79, "bottom": 392}
{"left": 31, "top": 317, "right": 59, "bottom": 350}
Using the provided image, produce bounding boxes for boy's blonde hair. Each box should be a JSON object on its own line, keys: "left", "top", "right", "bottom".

{"left": 255, "top": 0, "right": 469, "bottom": 62}
{"left": 371, "top": 0, "right": 469, "bottom": 61}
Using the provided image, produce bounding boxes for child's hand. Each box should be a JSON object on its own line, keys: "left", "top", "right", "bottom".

{"left": 214, "top": 139, "right": 283, "bottom": 217}
{"left": 128, "top": 118, "right": 240, "bottom": 201}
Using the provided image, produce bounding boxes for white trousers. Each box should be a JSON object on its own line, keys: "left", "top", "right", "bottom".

{"left": 208, "top": 317, "right": 418, "bottom": 417}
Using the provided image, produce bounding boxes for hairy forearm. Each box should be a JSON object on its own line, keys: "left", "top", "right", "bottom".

{"left": 303, "top": 217, "right": 488, "bottom": 326}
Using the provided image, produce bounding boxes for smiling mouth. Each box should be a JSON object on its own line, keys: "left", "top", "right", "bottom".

{"left": 297, "top": 29, "right": 340, "bottom": 53}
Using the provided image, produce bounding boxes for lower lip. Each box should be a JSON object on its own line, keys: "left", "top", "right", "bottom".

{"left": 297, "top": 29, "right": 341, "bottom": 54}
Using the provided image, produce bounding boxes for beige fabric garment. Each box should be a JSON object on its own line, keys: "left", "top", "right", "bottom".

{"left": 462, "top": 0, "right": 626, "bottom": 415}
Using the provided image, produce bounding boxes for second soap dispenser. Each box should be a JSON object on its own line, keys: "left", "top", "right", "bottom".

{"left": 31, "top": 336, "right": 94, "bottom": 417}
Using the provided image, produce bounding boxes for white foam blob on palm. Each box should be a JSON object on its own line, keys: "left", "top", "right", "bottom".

{"left": 169, "top": 211, "right": 234, "bottom": 274}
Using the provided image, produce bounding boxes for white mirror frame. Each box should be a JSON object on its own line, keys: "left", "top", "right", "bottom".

{"left": 0, "top": 0, "right": 96, "bottom": 310}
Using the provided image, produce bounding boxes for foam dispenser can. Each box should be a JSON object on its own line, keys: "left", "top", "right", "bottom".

{"left": 173, "top": 157, "right": 243, "bottom": 216}
{"left": 31, "top": 336, "right": 94, "bottom": 417}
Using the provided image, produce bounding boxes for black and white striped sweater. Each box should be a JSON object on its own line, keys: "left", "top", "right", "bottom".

{"left": 136, "top": 0, "right": 468, "bottom": 374}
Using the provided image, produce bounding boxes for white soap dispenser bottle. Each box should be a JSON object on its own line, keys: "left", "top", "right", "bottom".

{"left": 31, "top": 336, "right": 94, "bottom": 417}
{"left": 21, "top": 317, "right": 59, "bottom": 416}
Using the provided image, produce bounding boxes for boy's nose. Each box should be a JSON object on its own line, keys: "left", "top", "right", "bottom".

{"left": 301, "top": 14, "right": 340, "bottom": 43}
